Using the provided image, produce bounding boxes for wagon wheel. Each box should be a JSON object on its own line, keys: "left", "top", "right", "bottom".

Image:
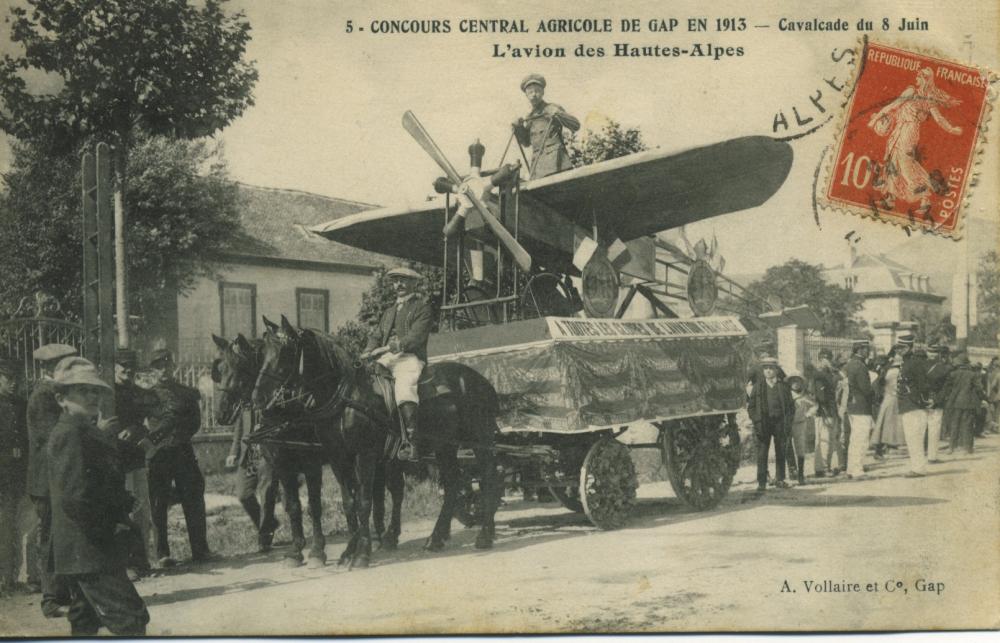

{"left": 661, "top": 415, "right": 740, "bottom": 511}
{"left": 579, "top": 437, "right": 637, "bottom": 530}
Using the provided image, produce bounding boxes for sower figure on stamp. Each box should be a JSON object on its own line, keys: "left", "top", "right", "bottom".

{"left": 746, "top": 356, "right": 794, "bottom": 491}
{"left": 360, "top": 267, "right": 434, "bottom": 462}
{"left": 924, "top": 345, "right": 953, "bottom": 463}
{"left": 0, "top": 359, "right": 28, "bottom": 595}
{"left": 226, "top": 408, "right": 279, "bottom": 552}
{"left": 46, "top": 357, "right": 149, "bottom": 636}
{"left": 512, "top": 74, "right": 580, "bottom": 180}
{"left": 844, "top": 340, "right": 875, "bottom": 479}
{"left": 145, "top": 349, "right": 212, "bottom": 567}
{"left": 26, "top": 343, "right": 75, "bottom": 617}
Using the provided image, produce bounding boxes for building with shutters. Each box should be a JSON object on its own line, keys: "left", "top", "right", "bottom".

{"left": 142, "top": 183, "right": 393, "bottom": 364}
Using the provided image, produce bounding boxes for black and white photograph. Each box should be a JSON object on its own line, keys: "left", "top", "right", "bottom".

{"left": 0, "top": 0, "right": 997, "bottom": 636}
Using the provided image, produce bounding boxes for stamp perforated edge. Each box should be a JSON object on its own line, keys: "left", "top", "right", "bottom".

{"left": 818, "top": 36, "right": 998, "bottom": 241}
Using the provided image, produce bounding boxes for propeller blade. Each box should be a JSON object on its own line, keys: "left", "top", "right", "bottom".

{"left": 402, "top": 111, "right": 533, "bottom": 273}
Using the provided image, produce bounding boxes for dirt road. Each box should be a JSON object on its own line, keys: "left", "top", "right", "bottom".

{"left": 3, "top": 435, "right": 998, "bottom": 635}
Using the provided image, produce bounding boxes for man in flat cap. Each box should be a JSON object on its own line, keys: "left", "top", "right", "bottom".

{"left": 843, "top": 340, "right": 875, "bottom": 478}
{"left": 924, "top": 345, "right": 952, "bottom": 463}
{"left": 362, "top": 267, "right": 434, "bottom": 461}
{"left": 746, "top": 355, "right": 794, "bottom": 491}
{"left": 145, "top": 349, "right": 211, "bottom": 566}
{"left": 512, "top": 74, "right": 580, "bottom": 179}
{"left": 27, "top": 343, "right": 75, "bottom": 616}
{"left": 0, "top": 359, "right": 28, "bottom": 595}
{"left": 46, "top": 357, "right": 149, "bottom": 635}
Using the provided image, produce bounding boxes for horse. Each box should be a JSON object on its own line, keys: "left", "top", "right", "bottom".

{"left": 211, "top": 333, "right": 331, "bottom": 569}
{"left": 252, "top": 315, "right": 500, "bottom": 568}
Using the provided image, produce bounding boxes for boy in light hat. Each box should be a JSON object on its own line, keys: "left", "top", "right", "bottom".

{"left": 47, "top": 357, "right": 149, "bottom": 635}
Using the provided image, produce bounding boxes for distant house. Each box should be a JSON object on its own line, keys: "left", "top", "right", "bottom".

{"left": 824, "top": 250, "right": 946, "bottom": 328}
{"left": 142, "top": 183, "right": 393, "bottom": 364}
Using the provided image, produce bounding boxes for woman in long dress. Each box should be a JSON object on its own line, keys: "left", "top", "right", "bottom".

{"left": 867, "top": 67, "right": 963, "bottom": 216}
{"left": 872, "top": 354, "right": 906, "bottom": 457}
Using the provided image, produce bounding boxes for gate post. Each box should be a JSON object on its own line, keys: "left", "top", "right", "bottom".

{"left": 81, "top": 144, "right": 116, "bottom": 393}
{"left": 777, "top": 324, "right": 805, "bottom": 375}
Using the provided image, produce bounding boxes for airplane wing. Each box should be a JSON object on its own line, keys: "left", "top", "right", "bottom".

{"left": 309, "top": 198, "right": 450, "bottom": 267}
{"left": 521, "top": 136, "right": 793, "bottom": 242}
{"left": 309, "top": 135, "right": 793, "bottom": 267}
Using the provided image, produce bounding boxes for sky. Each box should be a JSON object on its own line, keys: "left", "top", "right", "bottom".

{"left": 0, "top": 0, "right": 997, "bottom": 278}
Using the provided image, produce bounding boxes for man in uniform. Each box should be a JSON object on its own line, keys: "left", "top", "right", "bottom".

{"left": 746, "top": 356, "right": 794, "bottom": 491}
{"left": 924, "top": 345, "right": 952, "bottom": 464}
{"left": 362, "top": 267, "right": 434, "bottom": 462}
{"left": 943, "top": 349, "right": 987, "bottom": 455}
{"left": 896, "top": 334, "right": 931, "bottom": 477}
{"left": 811, "top": 349, "right": 843, "bottom": 477}
{"left": 843, "top": 341, "right": 875, "bottom": 479}
{"left": 512, "top": 74, "right": 581, "bottom": 180}
{"left": 46, "top": 357, "right": 149, "bottom": 635}
{"left": 27, "top": 343, "right": 75, "bottom": 616}
{"left": 145, "top": 349, "right": 212, "bottom": 566}
{"left": 0, "top": 359, "right": 28, "bottom": 595}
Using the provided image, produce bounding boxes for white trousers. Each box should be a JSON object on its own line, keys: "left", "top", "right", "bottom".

{"left": 846, "top": 414, "right": 873, "bottom": 477}
{"left": 377, "top": 352, "right": 424, "bottom": 405}
{"left": 900, "top": 409, "right": 928, "bottom": 475}
{"left": 926, "top": 408, "right": 943, "bottom": 461}
{"left": 814, "top": 416, "right": 841, "bottom": 473}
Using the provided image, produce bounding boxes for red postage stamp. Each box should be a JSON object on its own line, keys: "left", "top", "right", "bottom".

{"left": 824, "top": 41, "right": 994, "bottom": 237}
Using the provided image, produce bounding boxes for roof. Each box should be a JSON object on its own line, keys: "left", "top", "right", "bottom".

{"left": 218, "top": 183, "right": 395, "bottom": 269}
{"left": 826, "top": 251, "right": 944, "bottom": 298}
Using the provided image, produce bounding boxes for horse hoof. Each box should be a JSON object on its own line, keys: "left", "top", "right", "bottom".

{"left": 474, "top": 535, "right": 494, "bottom": 550}
{"left": 378, "top": 539, "right": 397, "bottom": 552}
{"left": 423, "top": 537, "right": 445, "bottom": 552}
{"left": 282, "top": 557, "right": 304, "bottom": 568}
{"left": 350, "top": 556, "right": 370, "bottom": 569}
{"left": 306, "top": 557, "right": 326, "bottom": 569}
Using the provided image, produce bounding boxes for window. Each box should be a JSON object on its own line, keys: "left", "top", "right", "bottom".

{"left": 296, "top": 288, "right": 329, "bottom": 332}
{"left": 219, "top": 282, "right": 257, "bottom": 338}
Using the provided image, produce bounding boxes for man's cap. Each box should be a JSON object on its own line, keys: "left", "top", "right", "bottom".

{"left": 758, "top": 355, "right": 779, "bottom": 367}
{"left": 520, "top": 73, "right": 546, "bottom": 92}
{"left": 851, "top": 339, "right": 870, "bottom": 352}
{"left": 33, "top": 343, "right": 77, "bottom": 363}
{"left": 52, "top": 357, "right": 111, "bottom": 390}
{"left": 115, "top": 349, "right": 139, "bottom": 368}
{"left": 928, "top": 344, "right": 950, "bottom": 354}
{"left": 895, "top": 333, "right": 915, "bottom": 346}
{"left": 385, "top": 267, "right": 422, "bottom": 280}
{"left": 818, "top": 348, "right": 833, "bottom": 360}
{"left": 149, "top": 348, "right": 174, "bottom": 368}
{"left": 0, "top": 359, "right": 20, "bottom": 378}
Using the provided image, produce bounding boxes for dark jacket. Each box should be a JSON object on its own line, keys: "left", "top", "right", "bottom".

{"left": 47, "top": 413, "right": 132, "bottom": 575}
{"left": 366, "top": 297, "right": 434, "bottom": 363}
{"left": 811, "top": 367, "right": 839, "bottom": 418}
{"left": 747, "top": 377, "right": 794, "bottom": 431}
{"left": 942, "top": 364, "right": 987, "bottom": 410}
{"left": 146, "top": 379, "right": 202, "bottom": 450}
{"left": 925, "top": 360, "right": 953, "bottom": 409}
{"left": 897, "top": 353, "right": 930, "bottom": 414}
{"left": 0, "top": 392, "right": 28, "bottom": 495}
{"left": 514, "top": 101, "right": 580, "bottom": 179}
{"left": 844, "top": 356, "right": 875, "bottom": 416}
{"left": 27, "top": 378, "right": 62, "bottom": 498}
{"left": 115, "top": 380, "right": 154, "bottom": 472}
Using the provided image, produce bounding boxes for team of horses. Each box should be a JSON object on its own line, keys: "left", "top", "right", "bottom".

{"left": 210, "top": 315, "right": 501, "bottom": 568}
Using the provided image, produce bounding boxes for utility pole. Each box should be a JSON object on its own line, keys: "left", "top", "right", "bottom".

{"left": 81, "top": 142, "right": 116, "bottom": 401}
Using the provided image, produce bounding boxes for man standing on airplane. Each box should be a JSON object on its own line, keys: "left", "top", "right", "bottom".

{"left": 512, "top": 74, "right": 581, "bottom": 179}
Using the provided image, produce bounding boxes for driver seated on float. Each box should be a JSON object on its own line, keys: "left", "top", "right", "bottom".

{"left": 360, "top": 267, "right": 433, "bottom": 462}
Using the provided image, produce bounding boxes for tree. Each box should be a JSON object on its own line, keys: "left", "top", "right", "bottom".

{"left": 971, "top": 250, "right": 1000, "bottom": 346}
{"left": 745, "top": 259, "right": 864, "bottom": 337}
{"left": 0, "top": 132, "right": 241, "bottom": 323}
{"left": 567, "top": 119, "right": 647, "bottom": 167}
{"left": 0, "top": 0, "right": 257, "bottom": 345}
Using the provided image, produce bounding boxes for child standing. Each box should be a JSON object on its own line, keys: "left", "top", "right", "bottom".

{"left": 787, "top": 375, "right": 816, "bottom": 485}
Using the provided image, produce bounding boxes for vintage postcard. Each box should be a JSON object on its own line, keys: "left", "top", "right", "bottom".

{"left": 0, "top": 0, "right": 997, "bottom": 638}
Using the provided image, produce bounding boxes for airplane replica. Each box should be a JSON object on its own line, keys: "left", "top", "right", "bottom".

{"left": 310, "top": 112, "right": 793, "bottom": 528}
